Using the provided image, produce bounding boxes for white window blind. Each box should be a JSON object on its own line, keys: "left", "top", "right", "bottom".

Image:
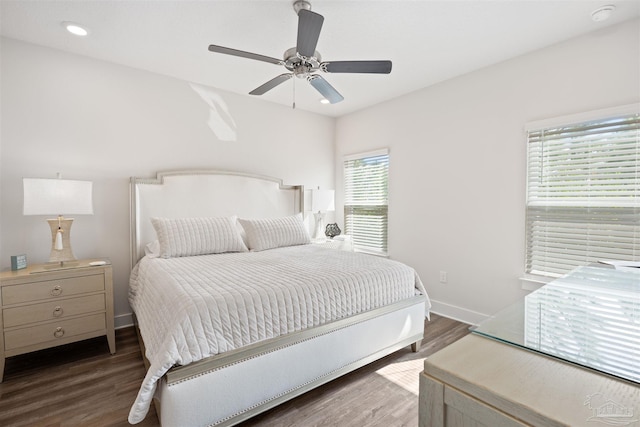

{"left": 344, "top": 149, "right": 389, "bottom": 255}
{"left": 525, "top": 107, "right": 640, "bottom": 278}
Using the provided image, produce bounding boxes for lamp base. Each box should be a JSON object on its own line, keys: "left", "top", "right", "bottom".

{"left": 313, "top": 211, "right": 326, "bottom": 240}
{"left": 47, "top": 218, "right": 76, "bottom": 263}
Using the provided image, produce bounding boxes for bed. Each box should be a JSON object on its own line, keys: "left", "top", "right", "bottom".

{"left": 128, "top": 170, "right": 431, "bottom": 426}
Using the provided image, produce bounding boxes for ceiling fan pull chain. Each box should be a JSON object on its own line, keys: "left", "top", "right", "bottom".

{"left": 292, "top": 76, "right": 296, "bottom": 109}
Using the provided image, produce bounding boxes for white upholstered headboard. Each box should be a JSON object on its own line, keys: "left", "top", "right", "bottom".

{"left": 130, "top": 170, "right": 304, "bottom": 267}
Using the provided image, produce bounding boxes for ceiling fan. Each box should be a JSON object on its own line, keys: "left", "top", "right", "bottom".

{"left": 208, "top": 0, "right": 392, "bottom": 104}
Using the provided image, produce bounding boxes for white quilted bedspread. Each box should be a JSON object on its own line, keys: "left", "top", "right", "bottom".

{"left": 127, "top": 244, "right": 430, "bottom": 423}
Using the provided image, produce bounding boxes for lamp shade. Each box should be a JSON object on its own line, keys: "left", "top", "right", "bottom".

{"left": 23, "top": 178, "right": 93, "bottom": 215}
{"left": 311, "top": 189, "right": 335, "bottom": 212}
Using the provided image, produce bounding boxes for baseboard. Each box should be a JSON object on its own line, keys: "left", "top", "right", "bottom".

{"left": 115, "top": 312, "right": 134, "bottom": 330}
{"left": 429, "top": 299, "right": 489, "bottom": 326}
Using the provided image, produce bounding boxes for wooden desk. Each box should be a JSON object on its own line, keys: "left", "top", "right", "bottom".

{"left": 419, "top": 334, "right": 640, "bottom": 427}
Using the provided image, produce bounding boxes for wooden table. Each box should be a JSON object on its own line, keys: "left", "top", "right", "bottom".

{"left": 419, "top": 334, "right": 640, "bottom": 427}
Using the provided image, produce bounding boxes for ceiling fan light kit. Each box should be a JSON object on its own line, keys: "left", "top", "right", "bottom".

{"left": 208, "top": 0, "right": 392, "bottom": 105}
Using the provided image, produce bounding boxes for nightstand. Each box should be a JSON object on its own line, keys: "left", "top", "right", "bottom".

{"left": 312, "top": 235, "right": 353, "bottom": 251}
{"left": 0, "top": 259, "right": 115, "bottom": 382}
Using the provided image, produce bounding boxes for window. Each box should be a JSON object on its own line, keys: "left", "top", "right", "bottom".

{"left": 525, "top": 105, "right": 640, "bottom": 278}
{"left": 344, "top": 149, "right": 389, "bottom": 256}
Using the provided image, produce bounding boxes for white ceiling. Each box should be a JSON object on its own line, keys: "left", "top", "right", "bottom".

{"left": 2, "top": 1, "right": 639, "bottom": 117}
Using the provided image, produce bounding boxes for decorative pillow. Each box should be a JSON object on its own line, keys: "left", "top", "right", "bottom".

{"left": 151, "top": 216, "right": 248, "bottom": 258}
{"left": 238, "top": 213, "right": 310, "bottom": 251}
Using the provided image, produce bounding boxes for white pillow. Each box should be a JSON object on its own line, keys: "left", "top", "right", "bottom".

{"left": 151, "top": 216, "right": 248, "bottom": 258}
{"left": 238, "top": 213, "right": 310, "bottom": 251}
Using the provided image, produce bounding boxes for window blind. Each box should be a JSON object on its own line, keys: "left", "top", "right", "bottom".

{"left": 525, "top": 110, "right": 640, "bottom": 277}
{"left": 344, "top": 149, "right": 389, "bottom": 255}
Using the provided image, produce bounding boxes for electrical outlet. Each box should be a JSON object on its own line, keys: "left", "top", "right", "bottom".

{"left": 439, "top": 271, "right": 447, "bottom": 283}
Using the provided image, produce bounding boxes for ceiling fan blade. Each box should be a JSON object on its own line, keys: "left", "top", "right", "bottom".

{"left": 208, "top": 45, "right": 282, "bottom": 65}
{"left": 308, "top": 75, "right": 344, "bottom": 104}
{"left": 249, "top": 73, "right": 293, "bottom": 95}
{"left": 322, "top": 60, "right": 392, "bottom": 74}
{"left": 297, "top": 9, "right": 324, "bottom": 58}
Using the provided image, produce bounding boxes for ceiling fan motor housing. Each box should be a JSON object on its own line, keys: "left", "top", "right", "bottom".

{"left": 283, "top": 47, "right": 321, "bottom": 78}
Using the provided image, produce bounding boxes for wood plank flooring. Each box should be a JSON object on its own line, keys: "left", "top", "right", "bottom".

{"left": 0, "top": 313, "right": 469, "bottom": 427}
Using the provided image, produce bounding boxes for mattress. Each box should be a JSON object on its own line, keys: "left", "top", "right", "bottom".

{"left": 128, "top": 244, "right": 430, "bottom": 423}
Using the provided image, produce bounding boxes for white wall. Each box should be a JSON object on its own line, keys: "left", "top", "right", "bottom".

{"left": 335, "top": 19, "right": 640, "bottom": 324}
{"left": 0, "top": 38, "right": 335, "bottom": 327}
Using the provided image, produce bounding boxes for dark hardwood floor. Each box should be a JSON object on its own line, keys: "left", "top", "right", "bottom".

{"left": 0, "top": 313, "right": 469, "bottom": 427}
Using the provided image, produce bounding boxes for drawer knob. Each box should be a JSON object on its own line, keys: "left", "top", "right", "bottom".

{"left": 53, "top": 327, "right": 65, "bottom": 338}
{"left": 51, "top": 285, "right": 63, "bottom": 296}
{"left": 53, "top": 306, "right": 63, "bottom": 317}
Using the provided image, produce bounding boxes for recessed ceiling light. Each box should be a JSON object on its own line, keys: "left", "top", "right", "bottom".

{"left": 62, "top": 22, "right": 89, "bottom": 36}
{"left": 591, "top": 5, "right": 615, "bottom": 22}
{"left": 319, "top": 98, "right": 330, "bottom": 105}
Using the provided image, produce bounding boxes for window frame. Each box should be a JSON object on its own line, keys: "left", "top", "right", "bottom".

{"left": 343, "top": 148, "right": 390, "bottom": 256}
{"left": 524, "top": 104, "right": 640, "bottom": 280}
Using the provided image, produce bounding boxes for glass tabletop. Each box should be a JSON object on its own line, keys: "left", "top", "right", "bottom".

{"left": 472, "top": 264, "right": 640, "bottom": 384}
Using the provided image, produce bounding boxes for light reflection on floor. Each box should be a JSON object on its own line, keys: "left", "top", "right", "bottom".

{"left": 375, "top": 357, "right": 424, "bottom": 395}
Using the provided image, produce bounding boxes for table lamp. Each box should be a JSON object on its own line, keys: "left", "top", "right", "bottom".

{"left": 311, "top": 188, "right": 335, "bottom": 240}
{"left": 23, "top": 175, "right": 93, "bottom": 264}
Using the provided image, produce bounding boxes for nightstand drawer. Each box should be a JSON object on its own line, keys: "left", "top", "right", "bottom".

{"left": 3, "top": 294, "right": 106, "bottom": 328}
{"left": 4, "top": 313, "right": 106, "bottom": 351}
{"left": 1, "top": 274, "right": 104, "bottom": 305}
